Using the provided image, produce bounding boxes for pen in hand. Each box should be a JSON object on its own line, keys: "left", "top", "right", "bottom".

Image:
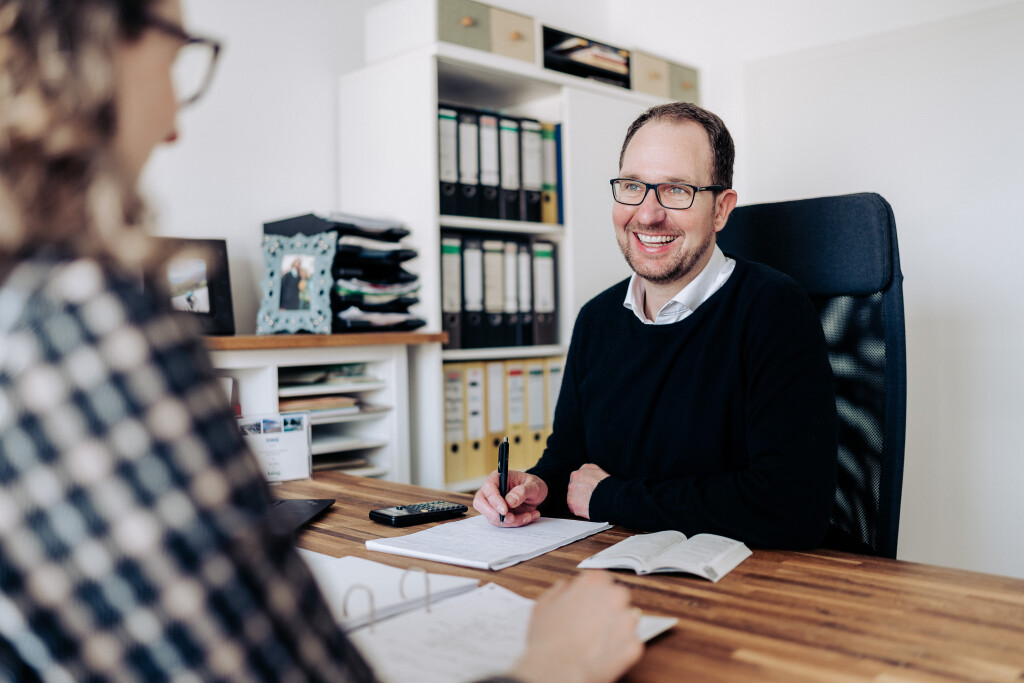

{"left": 498, "top": 436, "right": 509, "bottom": 524}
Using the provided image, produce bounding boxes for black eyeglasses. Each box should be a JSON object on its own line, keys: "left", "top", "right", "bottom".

{"left": 610, "top": 178, "right": 724, "bottom": 210}
{"left": 146, "top": 14, "right": 222, "bottom": 107}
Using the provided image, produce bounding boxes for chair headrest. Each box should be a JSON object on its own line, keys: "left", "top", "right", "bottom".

{"left": 718, "top": 192, "right": 898, "bottom": 296}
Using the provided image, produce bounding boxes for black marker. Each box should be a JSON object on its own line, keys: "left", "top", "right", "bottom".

{"left": 498, "top": 436, "right": 509, "bottom": 524}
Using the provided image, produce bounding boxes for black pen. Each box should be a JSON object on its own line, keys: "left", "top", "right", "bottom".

{"left": 498, "top": 436, "right": 509, "bottom": 524}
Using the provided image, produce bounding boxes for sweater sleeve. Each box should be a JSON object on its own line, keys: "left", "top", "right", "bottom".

{"left": 587, "top": 278, "right": 838, "bottom": 549}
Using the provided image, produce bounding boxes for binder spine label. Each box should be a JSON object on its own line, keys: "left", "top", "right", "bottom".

{"left": 503, "top": 243, "right": 519, "bottom": 314}
{"left": 441, "top": 239, "right": 462, "bottom": 313}
{"left": 479, "top": 115, "right": 500, "bottom": 187}
{"left": 541, "top": 125, "right": 558, "bottom": 193}
{"left": 517, "top": 246, "right": 532, "bottom": 314}
{"left": 458, "top": 117, "right": 480, "bottom": 184}
{"left": 527, "top": 365, "right": 546, "bottom": 430}
{"left": 499, "top": 120, "right": 521, "bottom": 190}
{"left": 465, "top": 367, "right": 486, "bottom": 441}
{"left": 444, "top": 370, "right": 464, "bottom": 443}
{"left": 533, "top": 243, "right": 556, "bottom": 314}
{"left": 520, "top": 121, "right": 543, "bottom": 192}
{"left": 482, "top": 240, "right": 505, "bottom": 315}
{"left": 507, "top": 367, "right": 525, "bottom": 424}
{"left": 462, "top": 244, "right": 484, "bottom": 312}
{"left": 438, "top": 109, "right": 458, "bottom": 183}
{"left": 486, "top": 362, "right": 505, "bottom": 435}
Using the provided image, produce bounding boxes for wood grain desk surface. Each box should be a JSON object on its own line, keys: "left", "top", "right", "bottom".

{"left": 276, "top": 472, "right": 1024, "bottom": 682}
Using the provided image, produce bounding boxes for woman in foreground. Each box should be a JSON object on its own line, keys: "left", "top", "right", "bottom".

{"left": 0, "top": 0, "right": 642, "bottom": 680}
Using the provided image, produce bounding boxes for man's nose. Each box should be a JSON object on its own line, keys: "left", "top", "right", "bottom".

{"left": 635, "top": 187, "right": 666, "bottom": 224}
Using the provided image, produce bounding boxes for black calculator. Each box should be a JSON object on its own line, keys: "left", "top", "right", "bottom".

{"left": 369, "top": 501, "right": 468, "bottom": 527}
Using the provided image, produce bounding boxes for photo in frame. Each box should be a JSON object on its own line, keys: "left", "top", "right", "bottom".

{"left": 153, "top": 237, "right": 235, "bottom": 335}
{"left": 256, "top": 230, "right": 337, "bottom": 335}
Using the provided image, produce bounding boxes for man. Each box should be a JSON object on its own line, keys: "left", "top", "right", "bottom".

{"left": 474, "top": 103, "right": 837, "bottom": 549}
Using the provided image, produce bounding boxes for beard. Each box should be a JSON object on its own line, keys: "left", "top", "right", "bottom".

{"left": 617, "top": 223, "right": 716, "bottom": 286}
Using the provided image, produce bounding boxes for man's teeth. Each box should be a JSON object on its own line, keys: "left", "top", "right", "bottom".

{"left": 636, "top": 233, "right": 678, "bottom": 245}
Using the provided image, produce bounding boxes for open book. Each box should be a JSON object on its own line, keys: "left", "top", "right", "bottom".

{"left": 297, "top": 550, "right": 479, "bottom": 630}
{"left": 348, "top": 582, "right": 677, "bottom": 683}
{"left": 366, "top": 515, "right": 611, "bottom": 570}
{"left": 577, "top": 530, "right": 751, "bottom": 582}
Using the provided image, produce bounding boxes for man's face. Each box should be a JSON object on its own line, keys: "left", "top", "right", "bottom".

{"left": 613, "top": 120, "right": 734, "bottom": 289}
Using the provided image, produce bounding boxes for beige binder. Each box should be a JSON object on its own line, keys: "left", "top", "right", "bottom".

{"left": 443, "top": 362, "right": 466, "bottom": 484}
{"left": 462, "top": 362, "right": 488, "bottom": 480}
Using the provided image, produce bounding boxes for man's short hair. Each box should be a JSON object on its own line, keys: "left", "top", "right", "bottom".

{"left": 619, "top": 102, "right": 735, "bottom": 189}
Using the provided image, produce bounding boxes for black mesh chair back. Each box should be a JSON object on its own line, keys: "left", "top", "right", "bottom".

{"left": 718, "top": 192, "right": 906, "bottom": 558}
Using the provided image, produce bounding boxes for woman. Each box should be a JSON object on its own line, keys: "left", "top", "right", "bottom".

{"left": 0, "top": 0, "right": 643, "bottom": 680}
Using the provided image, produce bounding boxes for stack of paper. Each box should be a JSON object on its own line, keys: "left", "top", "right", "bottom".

{"left": 365, "top": 515, "right": 611, "bottom": 571}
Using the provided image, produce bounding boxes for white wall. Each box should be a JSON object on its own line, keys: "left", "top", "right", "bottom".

{"left": 740, "top": 3, "right": 1024, "bottom": 579}
{"left": 144, "top": 0, "right": 376, "bottom": 333}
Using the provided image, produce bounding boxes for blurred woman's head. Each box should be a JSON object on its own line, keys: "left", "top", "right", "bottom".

{"left": 0, "top": 0, "right": 187, "bottom": 271}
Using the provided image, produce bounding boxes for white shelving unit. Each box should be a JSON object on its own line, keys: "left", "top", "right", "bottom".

{"left": 338, "top": 8, "right": 666, "bottom": 489}
{"left": 207, "top": 333, "right": 444, "bottom": 484}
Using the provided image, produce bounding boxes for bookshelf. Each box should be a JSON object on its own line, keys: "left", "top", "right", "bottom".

{"left": 207, "top": 333, "right": 443, "bottom": 482}
{"left": 338, "top": 8, "right": 667, "bottom": 489}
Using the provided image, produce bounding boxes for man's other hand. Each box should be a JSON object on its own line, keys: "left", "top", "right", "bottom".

{"left": 567, "top": 463, "right": 611, "bottom": 519}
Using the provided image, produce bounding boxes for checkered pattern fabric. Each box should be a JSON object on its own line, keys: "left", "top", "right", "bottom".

{"left": 0, "top": 256, "right": 376, "bottom": 681}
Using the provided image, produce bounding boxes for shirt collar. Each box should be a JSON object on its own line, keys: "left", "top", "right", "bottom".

{"left": 622, "top": 244, "right": 733, "bottom": 324}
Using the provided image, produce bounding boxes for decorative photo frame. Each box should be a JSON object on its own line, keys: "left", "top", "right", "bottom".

{"left": 153, "top": 237, "right": 235, "bottom": 335}
{"left": 256, "top": 230, "right": 337, "bottom": 335}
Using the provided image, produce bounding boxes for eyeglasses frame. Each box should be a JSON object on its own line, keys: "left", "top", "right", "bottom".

{"left": 145, "top": 14, "right": 223, "bottom": 107}
{"left": 609, "top": 178, "right": 726, "bottom": 210}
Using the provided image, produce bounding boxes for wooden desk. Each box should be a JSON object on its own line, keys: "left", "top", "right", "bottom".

{"left": 277, "top": 472, "right": 1024, "bottom": 682}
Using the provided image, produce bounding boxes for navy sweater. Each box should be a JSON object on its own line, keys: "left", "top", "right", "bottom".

{"left": 529, "top": 259, "right": 837, "bottom": 549}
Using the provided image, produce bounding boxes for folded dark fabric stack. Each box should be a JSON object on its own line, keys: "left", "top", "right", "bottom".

{"left": 263, "top": 212, "right": 426, "bottom": 332}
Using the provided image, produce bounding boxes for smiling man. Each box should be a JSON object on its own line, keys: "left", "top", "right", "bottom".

{"left": 474, "top": 103, "right": 839, "bottom": 549}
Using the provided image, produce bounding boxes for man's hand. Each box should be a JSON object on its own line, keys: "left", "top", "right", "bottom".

{"left": 567, "top": 463, "right": 611, "bottom": 519}
{"left": 473, "top": 469, "right": 548, "bottom": 527}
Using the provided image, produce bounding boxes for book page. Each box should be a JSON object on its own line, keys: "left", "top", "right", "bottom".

{"left": 349, "top": 583, "right": 678, "bottom": 683}
{"left": 654, "top": 534, "right": 751, "bottom": 581}
{"left": 366, "top": 515, "right": 611, "bottom": 570}
{"left": 577, "top": 530, "right": 688, "bottom": 571}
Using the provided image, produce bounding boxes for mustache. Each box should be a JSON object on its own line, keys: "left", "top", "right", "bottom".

{"left": 625, "top": 219, "right": 680, "bottom": 235}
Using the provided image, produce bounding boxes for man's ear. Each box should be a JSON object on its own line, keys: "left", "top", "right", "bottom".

{"left": 712, "top": 189, "right": 738, "bottom": 233}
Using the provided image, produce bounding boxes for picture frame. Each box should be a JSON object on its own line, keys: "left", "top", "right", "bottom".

{"left": 154, "top": 237, "right": 235, "bottom": 335}
{"left": 256, "top": 230, "right": 337, "bottom": 335}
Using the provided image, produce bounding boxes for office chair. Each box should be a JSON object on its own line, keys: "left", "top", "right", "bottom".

{"left": 718, "top": 192, "right": 906, "bottom": 558}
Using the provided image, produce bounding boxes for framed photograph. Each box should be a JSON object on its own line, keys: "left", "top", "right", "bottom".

{"left": 256, "top": 230, "right": 337, "bottom": 335}
{"left": 154, "top": 237, "right": 235, "bottom": 335}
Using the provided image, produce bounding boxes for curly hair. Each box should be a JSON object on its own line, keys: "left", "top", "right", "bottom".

{"left": 0, "top": 0, "right": 160, "bottom": 274}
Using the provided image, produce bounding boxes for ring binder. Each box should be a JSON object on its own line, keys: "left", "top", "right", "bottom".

{"left": 343, "top": 584, "right": 377, "bottom": 631}
{"left": 399, "top": 566, "right": 432, "bottom": 613}
{"left": 311, "top": 557, "right": 470, "bottom": 633}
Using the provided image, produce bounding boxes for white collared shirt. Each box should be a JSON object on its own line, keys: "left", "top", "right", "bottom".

{"left": 622, "top": 244, "right": 736, "bottom": 325}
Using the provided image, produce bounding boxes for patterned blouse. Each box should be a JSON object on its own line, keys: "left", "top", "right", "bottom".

{"left": 0, "top": 255, "right": 377, "bottom": 681}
